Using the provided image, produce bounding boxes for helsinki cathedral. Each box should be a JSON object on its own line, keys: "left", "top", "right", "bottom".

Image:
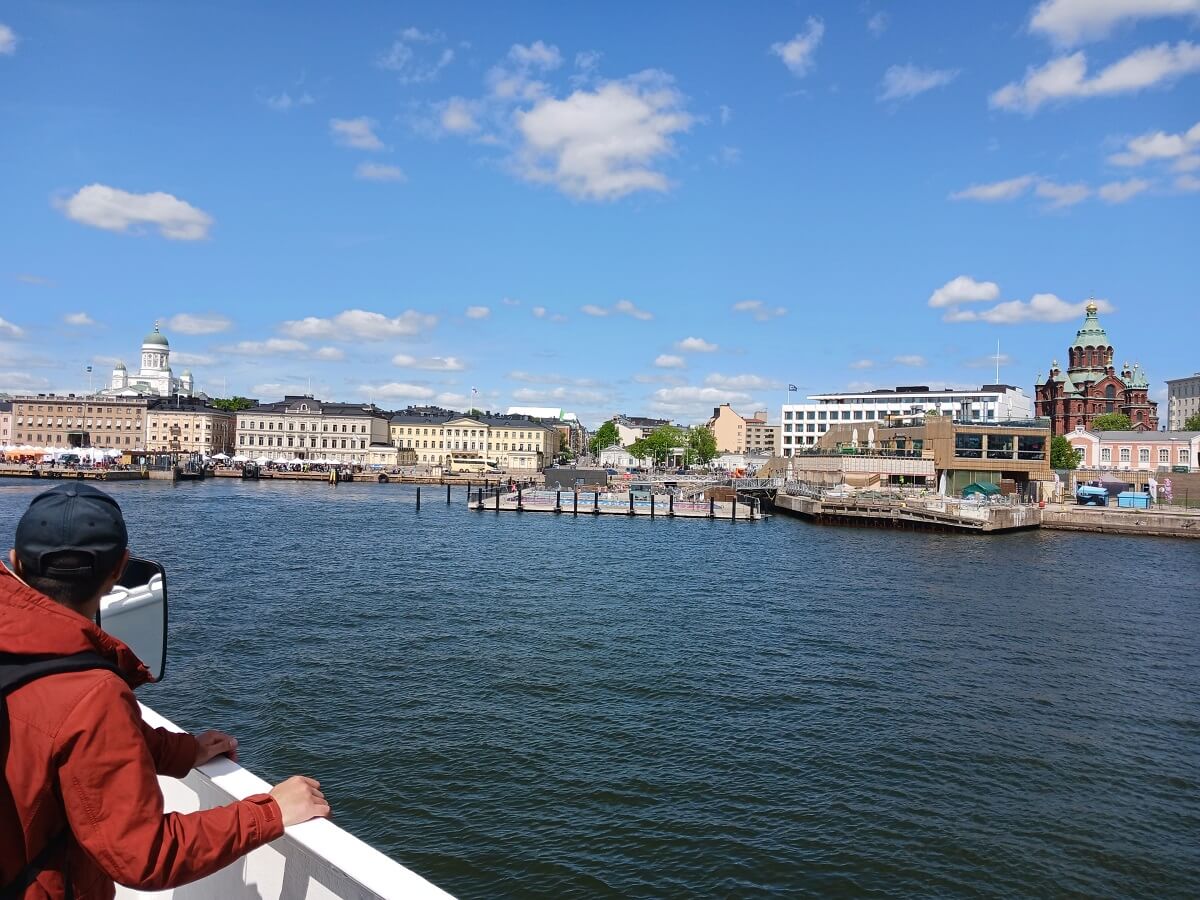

{"left": 101, "top": 322, "right": 195, "bottom": 398}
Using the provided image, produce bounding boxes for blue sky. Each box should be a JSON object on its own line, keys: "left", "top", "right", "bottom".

{"left": 1, "top": 0, "right": 1196, "bottom": 427}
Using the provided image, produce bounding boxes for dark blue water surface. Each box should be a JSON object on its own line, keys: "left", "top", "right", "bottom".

{"left": 2, "top": 479, "right": 1198, "bottom": 898}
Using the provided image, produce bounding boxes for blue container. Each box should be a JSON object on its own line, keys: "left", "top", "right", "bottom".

{"left": 1117, "top": 491, "right": 1150, "bottom": 509}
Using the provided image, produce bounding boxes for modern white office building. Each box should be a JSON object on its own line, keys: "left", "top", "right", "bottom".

{"left": 780, "top": 384, "right": 1035, "bottom": 455}
{"left": 1165, "top": 373, "right": 1200, "bottom": 431}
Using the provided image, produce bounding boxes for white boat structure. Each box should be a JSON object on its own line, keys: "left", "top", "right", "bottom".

{"left": 100, "top": 573, "right": 452, "bottom": 900}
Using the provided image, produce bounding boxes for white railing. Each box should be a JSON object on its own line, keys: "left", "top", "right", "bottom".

{"left": 118, "top": 705, "right": 452, "bottom": 900}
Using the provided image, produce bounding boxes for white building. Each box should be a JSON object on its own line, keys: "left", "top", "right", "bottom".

{"left": 781, "top": 384, "right": 1035, "bottom": 455}
{"left": 1166, "top": 373, "right": 1200, "bottom": 431}
{"left": 598, "top": 444, "right": 647, "bottom": 469}
{"left": 102, "top": 322, "right": 194, "bottom": 398}
{"left": 235, "top": 396, "right": 391, "bottom": 465}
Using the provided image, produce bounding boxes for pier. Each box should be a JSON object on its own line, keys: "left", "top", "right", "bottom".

{"left": 468, "top": 488, "right": 764, "bottom": 520}
{"left": 0, "top": 464, "right": 146, "bottom": 482}
{"left": 773, "top": 488, "right": 1041, "bottom": 533}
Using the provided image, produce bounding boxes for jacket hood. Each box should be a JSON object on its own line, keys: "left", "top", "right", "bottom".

{"left": 0, "top": 567, "right": 152, "bottom": 688}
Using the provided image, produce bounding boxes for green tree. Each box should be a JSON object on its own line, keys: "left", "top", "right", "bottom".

{"left": 588, "top": 420, "right": 620, "bottom": 455}
{"left": 1050, "top": 435, "right": 1080, "bottom": 470}
{"left": 642, "top": 425, "right": 684, "bottom": 464}
{"left": 687, "top": 427, "right": 718, "bottom": 464}
{"left": 1185, "top": 413, "right": 1200, "bottom": 431}
{"left": 1091, "top": 412, "right": 1132, "bottom": 431}
{"left": 211, "top": 396, "right": 255, "bottom": 412}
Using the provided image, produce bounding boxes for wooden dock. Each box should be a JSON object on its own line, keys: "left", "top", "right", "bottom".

{"left": 0, "top": 465, "right": 146, "bottom": 482}
{"left": 468, "top": 489, "right": 763, "bottom": 520}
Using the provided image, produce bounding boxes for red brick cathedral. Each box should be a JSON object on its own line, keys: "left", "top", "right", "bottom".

{"left": 1035, "top": 301, "right": 1158, "bottom": 435}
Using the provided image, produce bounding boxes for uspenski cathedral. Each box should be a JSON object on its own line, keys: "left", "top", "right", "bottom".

{"left": 1034, "top": 302, "right": 1158, "bottom": 435}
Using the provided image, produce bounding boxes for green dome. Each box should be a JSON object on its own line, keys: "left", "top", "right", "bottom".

{"left": 143, "top": 322, "right": 169, "bottom": 346}
{"left": 1130, "top": 363, "right": 1149, "bottom": 389}
{"left": 1071, "top": 301, "right": 1109, "bottom": 349}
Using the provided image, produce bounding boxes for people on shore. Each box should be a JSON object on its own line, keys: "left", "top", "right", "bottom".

{"left": 1, "top": 483, "right": 330, "bottom": 899}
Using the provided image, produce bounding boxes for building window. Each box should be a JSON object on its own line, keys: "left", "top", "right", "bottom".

{"left": 1119, "top": 447, "right": 1130, "bottom": 463}
{"left": 1139, "top": 448, "right": 1149, "bottom": 464}
{"left": 1160, "top": 448, "right": 1169, "bottom": 464}
{"left": 1181, "top": 450, "right": 1191, "bottom": 465}
{"left": 1101, "top": 447, "right": 1111, "bottom": 463}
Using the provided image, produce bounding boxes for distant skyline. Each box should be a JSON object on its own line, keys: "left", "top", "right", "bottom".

{"left": 1, "top": 0, "right": 1196, "bottom": 427}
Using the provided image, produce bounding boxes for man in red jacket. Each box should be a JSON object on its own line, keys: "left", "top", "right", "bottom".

{"left": 1, "top": 484, "right": 330, "bottom": 898}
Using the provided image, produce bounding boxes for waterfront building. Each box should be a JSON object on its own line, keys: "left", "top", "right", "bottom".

{"left": 506, "top": 406, "right": 588, "bottom": 455}
{"left": 144, "top": 398, "right": 235, "bottom": 456}
{"left": 781, "top": 385, "right": 1033, "bottom": 455}
{"left": 235, "top": 396, "right": 391, "bottom": 465}
{"left": 1066, "top": 427, "right": 1197, "bottom": 473}
{"left": 706, "top": 405, "right": 780, "bottom": 454}
{"left": 0, "top": 399, "right": 11, "bottom": 444}
{"left": 390, "top": 409, "right": 558, "bottom": 470}
{"left": 1034, "top": 302, "right": 1158, "bottom": 434}
{"left": 1165, "top": 373, "right": 1200, "bottom": 431}
{"left": 598, "top": 444, "right": 646, "bottom": 469}
{"left": 817, "top": 415, "right": 1052, "bottom": 495}
{"left": 9, "top": 395, "right": 149, "bottom": 450}
{"left": 101, "top": 322, "right": 195, "bottom": 399}
{"left": 611, "top": 414, "right": 671, "bottom": 446}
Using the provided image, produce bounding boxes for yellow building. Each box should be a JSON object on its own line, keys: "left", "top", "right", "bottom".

{"left": 706, "top": 404, "right": 780, "bottom": 454}
{"left": 145, "top": 400, "right": 235, "bottom": 455}
{"left": 389, "top": 411, "right": 557, "bottom": 470}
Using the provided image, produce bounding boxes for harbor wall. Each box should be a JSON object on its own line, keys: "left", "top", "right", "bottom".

{"left": 1042, "top": 505, "right": 1200, "bottom": 539}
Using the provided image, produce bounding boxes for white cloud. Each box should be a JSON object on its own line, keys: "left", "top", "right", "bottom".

{"left": 263, "top": 90, "right": 314, "bottom": 112}
{"left": 514, "top": 71, "right": 694, "bottom": 200}
{"left": 355, "top": 162, "right": 406, "bottom": 182}
{"left": 510, "top": 40, "right": 562, "bottom": 70}
{"left": 950, "top": 174, "right": 1038, "bottom": 201}
{"left": 1108, "top": 120, "right": 1200, "bottom": 166}
{"left": 990, "top": 42, "right": 1200, "bottom": 113}
{"left": 732, "top": 299, "right": 787, "bottom": 321}
{"left": 867, "top": 12, "right": 889, "bottom": 36}
{"left": 965, "top": 352, "right": 1014, "bottom": 369}
{"left": 1098, "top": 177, "right": 1151, "bottom": 202}
{"left": 377, "top": 28, "right": 455, "bottom": 84}
{"left": 1036, "top": 179, "right": 1092, "bottom": 207}
{"left": 704, "top": 373, "right": 783, "bottom": 390}
{"left": 511, "top": 386, "right": 610, "bottom": 404}
{"left": 315, "top": 346, "right": 345, "bottom": 361}
{"left": 281, "top": 309, "right": 437, "bottom": 341}
{"left": 614, "top": 299, "right": 653, "bottom": 320}
{"left": 850, "top": 359, "right": 876, "bottom": 370}
{"left": 60, "top": 184, "right": 213, "bottom": 240}
{"left": 252, "top": 381, "right": 332, "bottom": 399}
{"left": 531, "top": 306, "right": 547, "bottom": 318}
{"left": 771, "top": 18, "right": 825, "bottom": 77}
{"left": 893, "top": 354, "right": 927, "bottom": 367}
{"left": 648, "top": 386, "right": 755, "bottom": 420}
{"left": 501, "top": 297, "right": 520, "bottom": 306}
{"left": 719, "top": 104, "right": 733, "bottom": 125}
{"left": 225, "top": 338, "right": 309, "bottom": 355}
{"left": 1175, "top": 173, "right": 1200, "bottom": 191}
{"left": 392, "top": 354, "right": 465, "bottom": 371}
{"left": 879, "top": 64, "right": 960, "bottom": 102}
{"left": 654, "top": 354, "right": 686, "bottom": 369}
{"left": 330, "top": 117, "right": 384, "bottom": 150}
{"left": 0, "top": 317, "right": 25, "bottom": 338}
{"left": 170, "top": 351, "right": 217, "bottom": 366}
{"left": 1030, "top": 0, "right": 1200, "bottom": 46}
{"left": 507, "top": 371, "right": 596, "bottom": 387}
{"left": 0, "top": 23, "right": 17, "bottom": 55}
{"left": 928, "top": 275, "right": 1001, "bottom": 308}
{"left": 360, "top": 382, "right": 437, "bottom": 401}
{"left": 440, "top": 97, "right": 481, "bottom": 134}
{"left": 465, "top": 305, "right": 490, "bottom": 319}
{"left": 0, "top": 372, "right": 49, "bottom": 392}
{"left": 581, "top": 304, "right": 608, "bottom": 317}
{"left": 946, "top": 293, "right": 1115, "bottom": 324}
{"left": 63, "top": 312, "right": 95, "bottom": 326}
{"left": 15, "top": 274, "right": 53, "bottom": 286}
{"left": 677, "top": 336, "right": 718, "bottom": 353}
{"left": 166, "top": 313, "right": 232, "bottom": 334}
{"left": 634, "top": 372, "right": 686, "bottom": 385}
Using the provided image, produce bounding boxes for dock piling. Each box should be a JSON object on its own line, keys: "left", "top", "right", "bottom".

{"left": 517, "top": 486, "right": 523, "bottom": 511}
{"left": 709, "top": 497, "right": 715, "bottom": 518}
{"left": 629, "top": 492, "right": 635, "bottom": 516}
{"left": 495, "top": 487, "right": 500, "bottom": 512}
{"left": 573, "top": 490, "right": 578, "bottom": 515}
{"left": 416, "top": 486, "right": 421, "bottom": 510}
{"left": 731, "top": 497, "right": 736, "bottom": 521}
{"left": 650, "top": 494, "right": 655, "bottom": 518}
{"left": 555, "top": 490, "right": 561, "bottom": 513}
{"left": 669, "top": 494, "right": 674, "bottom": 517}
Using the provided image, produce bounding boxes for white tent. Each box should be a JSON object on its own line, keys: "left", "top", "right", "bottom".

{"left": 254, "top": 456, "right": 270, "bottom": 465}
{"left": 212, "top": 453, "right": 230, "bottom": 460}
{"left": 230, "top": 454, "right": 249, "bottom": 462}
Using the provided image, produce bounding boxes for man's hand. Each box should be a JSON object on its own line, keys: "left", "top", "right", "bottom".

{"left": 269, "top": 776, "right": 332, "bottom": 826}
{"left": 194, "top": 730, "right": 239, "bottom": 767}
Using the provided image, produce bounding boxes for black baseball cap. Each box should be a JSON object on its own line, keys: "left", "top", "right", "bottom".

{"left": 15, "top": 483, "right": 128, "bottom": 578}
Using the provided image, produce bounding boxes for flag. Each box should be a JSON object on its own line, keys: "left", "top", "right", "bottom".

{"left": 788, "top": 384, "right": 797, "bottom": 392}
{"left": 86, "top": 365, "right": 92, "bottom": 373}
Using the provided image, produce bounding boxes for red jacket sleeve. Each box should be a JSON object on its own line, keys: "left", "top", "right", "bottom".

{"left": 54, "top": 675, "right": 285, "bottom": 890}
{"left": 140, "top": 720, "right": 199, "bottom": 779}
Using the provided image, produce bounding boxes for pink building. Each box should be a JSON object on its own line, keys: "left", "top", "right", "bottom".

{"left": 1067, "top": 427, "right": 1198, "bottom": 473}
